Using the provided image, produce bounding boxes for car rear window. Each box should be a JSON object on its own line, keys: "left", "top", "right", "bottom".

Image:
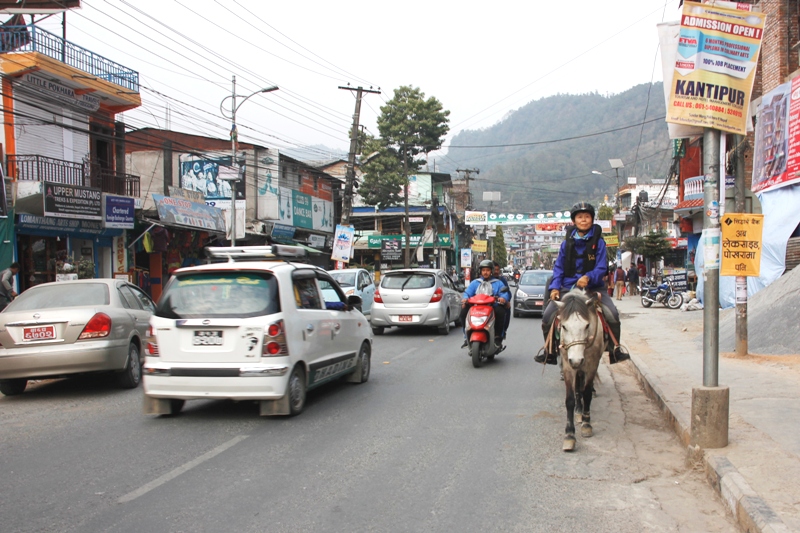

{"left": 521, "top": 273, "right": 550, "bottom": 285}
{"left": 9, "top": 283, "right": 109, "bottom": 311}
{"left": 381, "top": 273, "right": 435, "bottom": 289}
{"left": 156, "top": 272, "right": 280, "bottom": 319}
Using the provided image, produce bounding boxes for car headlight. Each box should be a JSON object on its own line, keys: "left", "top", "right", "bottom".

{"left": 346, "top": 289, "right": 355, "bottom": 296}
{"left": 516, "top": 289, "right": 528, "bottom": 298}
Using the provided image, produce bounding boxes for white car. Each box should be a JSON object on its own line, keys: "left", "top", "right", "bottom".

{"left": 325, "top": 268, "right": 375, "bottom": 316}
{"left": 142, "top": 245, "right": 372, "bottom": 417}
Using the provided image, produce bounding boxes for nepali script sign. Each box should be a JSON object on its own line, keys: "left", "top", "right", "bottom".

{"left": 721, "top": 213, "right": 763, "bottom": 277}
{"left": 667, "top": 2, "right": 765, "bottom": 135}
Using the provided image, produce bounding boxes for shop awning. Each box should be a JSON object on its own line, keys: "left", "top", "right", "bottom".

{"left": 293, "top": 243, "right": 325, "bottom": 254}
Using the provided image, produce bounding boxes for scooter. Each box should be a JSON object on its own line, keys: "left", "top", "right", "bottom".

{"left": 464, "top": 292, "right": 505, "bottom": 368}
{"left": 640, "top": 277, "right": 683, "bottom": 309}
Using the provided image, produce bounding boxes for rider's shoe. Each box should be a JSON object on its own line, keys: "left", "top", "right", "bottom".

{"left": 609, "top": 345, "right": 630, "bottom": 364}
{"left": 534, "top": 351, "right": 558, "bottom": 365}
{"left": 494, "top": 336, "right": 503, "bottom": 347}
{"left": 461, "top": 338, "right": 468, "bottom": 349}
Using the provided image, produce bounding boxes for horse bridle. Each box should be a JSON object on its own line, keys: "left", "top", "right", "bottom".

{"left": 558, "top": 311, "right": 601, "bottom": 351}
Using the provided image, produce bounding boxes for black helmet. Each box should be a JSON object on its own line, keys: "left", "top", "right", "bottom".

{"left": 479, "top": 259, "right": 493, "bottom": 270}
{"left": 570, "top": 202, "right": 595, "bottom": 221}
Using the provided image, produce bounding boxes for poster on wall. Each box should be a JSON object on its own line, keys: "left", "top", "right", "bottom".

{"left": 178, "top": 154, "right": 245, "bottom": 209}
{"left": 256, "top": 149, "right": 281, "bottom": 219}
{"left": 750, "top": 77, "right": 800, "bottom": 194}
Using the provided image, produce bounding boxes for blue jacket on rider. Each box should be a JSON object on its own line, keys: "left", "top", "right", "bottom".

{"left": 463, "top": 278, "right": 509, "bottom": 301}
{"left": 549, "top": 226, "right": 608, "bottom": 292}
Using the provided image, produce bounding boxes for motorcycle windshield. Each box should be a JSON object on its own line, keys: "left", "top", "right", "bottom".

{"left": 476, "top": 281, "right": 494, "bottom": 296}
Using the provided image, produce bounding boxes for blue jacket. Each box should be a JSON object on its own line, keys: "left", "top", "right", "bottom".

{"left": 463, "top": 277, "right": 510, "bottom": 300}
{"left": 549, "top": 226, "right": 608, "bottom": 292}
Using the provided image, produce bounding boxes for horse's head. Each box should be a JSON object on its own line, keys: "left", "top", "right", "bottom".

{"left": 553, "top": 290, "right": 598, "bottom": 369}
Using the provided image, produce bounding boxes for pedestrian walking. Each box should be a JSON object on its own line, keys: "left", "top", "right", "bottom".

{"left": 627, "top": 265, "right": 639, "bottom": 296}
{"left": 614, "top": 264, "right": 626, "bottom": 300}
{"left": 0, "top": 262, "right": 20, "bottom": 311}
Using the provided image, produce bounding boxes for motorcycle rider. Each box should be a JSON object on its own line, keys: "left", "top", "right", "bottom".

{"left": 534, "top": 202, "right": 630, "bottom": 365}
{"left": 460, "top": 259, "right": 510, "bottom": 348}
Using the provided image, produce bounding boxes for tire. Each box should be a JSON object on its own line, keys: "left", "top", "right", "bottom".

{"left": 0, "top": 378, "right": 28, "bottom": 396}
{"left": 353, "top": 342, "right": 371, "bottom": 384}
{"left": 513, "top": 310, "right": 520, "bottom": 318}
{"left": 470, "top": 341, "right": 484, "bottom": 368}
{"left": 169, "top": 399, "right": 185, "bottom": 416}
{"left": 641, "top": 296, "right": 653, "bottom": 308}
{"left": 371, "top": 326, "right": 384, "bottom": 336}
{"left": 666, "top": 293, "right": 683, "bottom": 309}
{"left": 438, "top": 312, "right": 451, "bottom": 335}
{"left": 117, "top": 343, "right": 142, "bottom": 389}
{"left": 287, "top": 365, "right": 307, "bottom": 416}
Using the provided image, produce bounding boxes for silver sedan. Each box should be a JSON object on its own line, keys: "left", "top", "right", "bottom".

{"left": 0, "top": 278, "right": 155, "bottom": 396}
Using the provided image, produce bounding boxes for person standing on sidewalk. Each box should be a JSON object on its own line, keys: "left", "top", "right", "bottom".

{"left": 614, "top": 264, "right": 626, "bottom": 300}
{"left": 627, "top": 265, "right": 639, "bottom": 296}
{"left": 0, "top": 262, "right": 20, "bottom": 311}
{"left": 535, "top": 202, "right": 629, "bottom": 365}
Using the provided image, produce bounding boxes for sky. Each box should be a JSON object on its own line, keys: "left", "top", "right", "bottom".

{"left": 31, "top": 0, "right": 681, "bottom": 165}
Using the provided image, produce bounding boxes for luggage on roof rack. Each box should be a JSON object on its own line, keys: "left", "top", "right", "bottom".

{"left": 205, "top": 245, "right": 308, "bottom": 262}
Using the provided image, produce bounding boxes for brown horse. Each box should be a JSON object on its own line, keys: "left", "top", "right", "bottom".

{"left": 552, "top": 289, "right": 605, "bottom": 452}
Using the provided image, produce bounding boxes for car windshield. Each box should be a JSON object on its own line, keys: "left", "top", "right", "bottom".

{"left": 520, "top": 272, "right": 550, "bottom": 285}
{"left": 156, "top": 272, "right": 280, "bottom": 319}
{"left": 9, "top": 283, "right": 109, "bottom": 310}
{"left": 382, "top": 273, "right": 435, "bottom": 289}
{"left": 329, "top": 271, "right": 356, "bottom": 287}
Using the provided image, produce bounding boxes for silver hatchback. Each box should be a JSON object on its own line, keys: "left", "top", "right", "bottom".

{"left": 370, "top": 269, "right": 462, "bottom": 335}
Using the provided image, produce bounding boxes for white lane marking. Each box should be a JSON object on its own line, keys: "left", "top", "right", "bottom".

{"left": 391, "top": 348, "right": 415, "bottom": 361}
{"left": 118, "top": 435, "right": 249, "bottom": 503}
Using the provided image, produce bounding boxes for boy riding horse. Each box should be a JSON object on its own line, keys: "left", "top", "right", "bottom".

{"left": 535, "top": 202, "right": 630, "bottom": 365}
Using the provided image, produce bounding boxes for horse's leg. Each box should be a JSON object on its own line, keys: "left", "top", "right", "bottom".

{"left": 574, "top": 371, "right": 584, "bottom": 420}
{"left": 581, "top": 374, "right": 595, "bottom": 438}
{"left": 563, "top": 374, "right": 577, "bottom": 452}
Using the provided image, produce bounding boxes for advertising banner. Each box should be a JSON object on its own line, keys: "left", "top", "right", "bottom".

{"left": 256, "top": 149, "right": 281, "bottom": 219}
{"left": 472, "top": 240, "right": 487, "bottom": 253}
{"left": 666, "top": 2, "right": 765, "bottom": 135}
{"left": 292, "top": 189, "right": 313, "bottom": 229}
{"left": 464, "top": 211, "right": 488, "bottom": 225}
{"left": 102, "top": 194, "right": 135, "bottom": 229}
{"left": 465, "top": 210, "right": 574, "bottom": 226}
{"left": 750, "top": 77, "right": 800, "bottom": 193}
{"left": 664, "top": 270, "right": 689, "bottom": 292}
{"left": 381, "top": 239, "right": 402, "bottom": 262}
{"left": 152, "top": 194, "right": 226, "bottom": 233}
{"left": 460, "top": 248, "right": 472, "bottom": 268}
{"left": 367, "top": 234, "right": 451, "bottom": 248}
{"left": 721, "top": 213, "right": 763, "bottom": 276}
{"left": 312, "top": 197, "right": 333, "bottom": 232}
{"left": 178, "top": 153, "right": 245, "bottom": 206}
{"left": 43, "top": 181, "right": 102, "bottom": 220}
{"left": 331, "top": 225, "right": 355, "bottom": 263}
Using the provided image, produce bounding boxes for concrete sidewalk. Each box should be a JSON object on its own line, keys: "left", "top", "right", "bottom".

{"left": 613, "top": 294, "right": 800, "bottom": 533}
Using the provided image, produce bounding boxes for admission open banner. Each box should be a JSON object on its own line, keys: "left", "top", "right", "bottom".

{"left": 666, "top": 2, "right": 765, "bottom": 134}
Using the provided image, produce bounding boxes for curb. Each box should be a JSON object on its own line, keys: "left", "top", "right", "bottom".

{"left": 626, "top": 354, "right": 791, "bottom": 533}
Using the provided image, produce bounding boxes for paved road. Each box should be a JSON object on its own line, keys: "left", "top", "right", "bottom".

{"left": 0, "top": 312, "right": 737, "bottom": 532}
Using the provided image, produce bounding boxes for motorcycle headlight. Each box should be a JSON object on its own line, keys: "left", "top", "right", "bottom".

{"left": 469, "top": 315, "right": 488, "bottom": 327}
{"left": 516, "top": 289, "right": 528, "bottom": 298}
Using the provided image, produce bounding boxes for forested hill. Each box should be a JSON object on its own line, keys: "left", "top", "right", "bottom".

{"left": 441, "top": 82, "right": 670, "bottom": 213}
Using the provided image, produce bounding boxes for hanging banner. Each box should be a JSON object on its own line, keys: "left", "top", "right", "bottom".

{"left": 472, "top": 240, "right": 487, "bottom": 253}
{"left": 721, "top": 213, "right": 763, "bottom": 276}
{"left": 666, "top": 2, "right": 765, "bottom": 135}
{"left": 460, "top": 248, "right": 472, "bottom": 268}
{"left": 331, "top": 225, "right": 355, "bottom": 263}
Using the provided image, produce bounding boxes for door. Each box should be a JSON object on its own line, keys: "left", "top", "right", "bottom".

{"left": 358, "top": 270, "right": 375, "bottom": 315}
{"left": 312, "top": 272, "right": 359, "bottom": 385}
{"left": 292, "top": 272, "right": 335, "bottom": 387}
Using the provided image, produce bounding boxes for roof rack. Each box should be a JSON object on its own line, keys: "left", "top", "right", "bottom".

{"left": 205, "top": 245, "right": 308, "bottom": 262}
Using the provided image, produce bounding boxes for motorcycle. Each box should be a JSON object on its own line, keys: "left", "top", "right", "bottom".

{"left": 640, "top": 277, "right": 683, "bottom": 309}
{"left": 464, "top": 287, "right": 506, "bottom": 368}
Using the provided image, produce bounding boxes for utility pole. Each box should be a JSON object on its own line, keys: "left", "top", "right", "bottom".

{"left": 339, "top": 85, "right": 381, "bottom": 226}
{"left": 456, "top": 168, "right": 479, "bottom": 209}
{"left": 733, "top": 134, "right": 748, "bottom": 356}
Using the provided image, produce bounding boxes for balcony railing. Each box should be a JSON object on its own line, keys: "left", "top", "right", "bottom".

{"left": 683, "top": 176, "right": 704, "bottom": 201}
{"left": 0, "top": 25, "right": 139, "bottom": 92}
{"left": 7, "top": 154, "right": 140, "bottom": 197}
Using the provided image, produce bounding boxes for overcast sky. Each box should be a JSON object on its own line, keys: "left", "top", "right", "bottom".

{"left": 33, "top": 0, "right": 679, "bottom": 163}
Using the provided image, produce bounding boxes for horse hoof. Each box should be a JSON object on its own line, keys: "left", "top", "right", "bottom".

{"left": 581, "top": 424, "right": 593, "bottom": 438}
{"left": 563, "top": 437, "right": 576, "bottom": 452}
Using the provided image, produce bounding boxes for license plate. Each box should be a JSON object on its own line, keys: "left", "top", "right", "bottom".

{"left": 534, "top": 301, "right": 543, "bottom": 306}
{"left": 398, "top": 315, "right": 413, "bottom": 322}
{"left": 23, "top": 325, "right": 56, "bottom": 341}
{"left": 193, "top": 330, "right": 223, "bottom": 345}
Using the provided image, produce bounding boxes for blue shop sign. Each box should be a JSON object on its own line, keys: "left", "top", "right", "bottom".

{"left": 16, "top": 213, "right": 123, "bottom": 239}
{"left": 271, "top": 223, "right": 296, "bottom": 243}
{"left": 103, "top": 194, "right": 135, "bottom": 229}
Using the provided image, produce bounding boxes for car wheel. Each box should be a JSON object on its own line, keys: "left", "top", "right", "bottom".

{"left": 372, "top": 326, "right": 384, "bottom": 336}
{"left": 513, "top": 310, "right": 520, "bottom": 318}
{"left": 0, "top": 378, "right": 28, "bottom": 396}
{"left": 287, "top": 365, "right": 307, "bottom": 416}
{"left": 438, "top": 312, "right": 451, "bottom": 335}
{"left": 355, "top": 342, "right": 371, "bottom": 383}
{"left": 117, "top": 343, "right": 142, "bottom": 389}
{"left": 168, "top": 399, "right": 185, "bottom": 416}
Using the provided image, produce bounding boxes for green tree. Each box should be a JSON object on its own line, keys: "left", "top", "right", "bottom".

{"left": 358, "top": 135, "right": 405, "bottom": 210}
{"left": 626, "top": 232, "right": 672, "bottom": 264}
{"left": 597, "top": 204, "right": 613, "bottom": 220}
{"left": 492, "top": 229, "right": 508, "bottom": 268}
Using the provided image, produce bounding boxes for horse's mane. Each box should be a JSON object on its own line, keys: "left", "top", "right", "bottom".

{"left": 559, "top": 290, "right": 592, "bottom": 321}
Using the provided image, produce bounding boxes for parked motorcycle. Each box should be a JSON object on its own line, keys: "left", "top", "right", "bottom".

{"left": 464, "top": 291, "right": 505, "bottom": 368}
{"left": 640, "top": 277, "right": 683, "bottom": 309}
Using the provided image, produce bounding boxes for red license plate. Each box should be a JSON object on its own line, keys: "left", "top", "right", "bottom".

{"left": 398, "top": 315, "right": 413, "bottom": 322}
{"left": 534, "top": 301, "right": 543, "bottom": 306}
{"left": 23, "top": 325, "right": 56, "bottom": 341}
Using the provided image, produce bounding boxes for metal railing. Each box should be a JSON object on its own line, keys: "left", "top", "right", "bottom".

{"left": 89, "top": 167, "right": 140, "bottom": 197}
{"left": 683, "top": 176, "right": 704, "bottom": 201}
{"left": 0, "top": 25, "right": 139, "bottom": 92}
{"left": 6, "top": 154, "right": 84, "bottom": 186}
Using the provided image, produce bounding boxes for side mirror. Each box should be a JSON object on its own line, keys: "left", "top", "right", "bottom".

{"left": 347, "top": 294, "right": 363, "bottom": 308}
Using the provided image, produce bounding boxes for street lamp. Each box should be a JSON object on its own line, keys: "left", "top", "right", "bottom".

{"left": 220, "top": 75, "right": 279, "bottom": 246}
{"left": 608, "top": 159, "right": 624, "bottom": 249}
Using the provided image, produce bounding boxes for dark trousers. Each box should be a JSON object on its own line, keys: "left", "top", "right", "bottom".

{"left": 460, "top": 303, "right": 507, "bottom": 339}
{"left": 541, "top": 290, "right": 620, "bottom": 353}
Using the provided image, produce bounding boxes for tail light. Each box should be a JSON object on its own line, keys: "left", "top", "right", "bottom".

{"left": 430, "top": 287, "right": 443, "bottom": 303}
{"left": 263, "top": 320, "right": 288, "bottom": 357}
{"left": 78, "top": 313, "right": 111, "bottom": 339}
{"left": 373, "top": 288, "right": 383, "bottom": 303}
{"left": 145, "top": 325, "right": 159, "bottom": 356}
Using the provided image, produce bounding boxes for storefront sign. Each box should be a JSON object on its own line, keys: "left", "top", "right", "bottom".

{"left": 271, "top": 223, "right": 296, "bottom": 243}
{"left": 381, "top": 239, "right": 402, "bottom": 261}
{"left": 43, "top": 181, "right": 102, "bottom": 220}
{"left": 664, "top": 270, "right": 689, "bottom": 292}
{"left": 113, "top": 235, "right": 127, "bottom": 273}
{"left": 16, "top": 213, "right": 122, "bottom": 237}
{"left": 308, "top": 234, "right": 326, "bottom": 249}
{"left": 292, "top": 189, "right": 313, "bottom": 229}
{"left": 103, "top": 195, "right": 135, "bottom": 229}
{"left": 464, "top": 211, "right": 488, "bottom": 225}
{"left": 152, "top": 194, "right": 226, "bottom": 233}
{"left": 721, "top": 213, "right": 763, "bottom": 276}
{"left": 367, "top": 234, "right": 451, "bottom": 248}
{"left": 20, "top": 73, "right": 101, "bottom": 112}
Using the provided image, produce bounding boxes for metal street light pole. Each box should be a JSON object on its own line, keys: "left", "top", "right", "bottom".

{"left": 608, "top": 159, "right": 625, "bottom": 262}
{"left": 220, "top": 75, "right": 278, "bottom": 246}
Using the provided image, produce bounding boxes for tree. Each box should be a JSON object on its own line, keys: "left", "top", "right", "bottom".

{"left": 358, "top": 136, "right": 405, "bottom": 210}
{"left": 493, "top": 229, "right": 508, "bottom": 268}
{"left": 597, "top": 204, "right": 613, "bottom": 220}
{"left": 624, "top": 231, "right": 672, "bottom": 264}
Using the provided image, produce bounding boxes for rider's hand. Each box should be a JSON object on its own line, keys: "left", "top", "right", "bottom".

{"left": 576, "top": 275, "right": 589, "bottom": 288}
{"left": 461, "top": 299, "right": 467, "bottom": 308}
{"left": 497, "top": 297, "right": 506, "bottom": 305}
{"left": 550, "top": 289, "right": 560, "bottom": 301}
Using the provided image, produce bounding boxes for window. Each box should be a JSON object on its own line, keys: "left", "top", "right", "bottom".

{"left": 156, "top": 272, "right": 280, "bottom": 319}
{"left": 293, "top": 277, "right": 322, "bottom": 310}
{"left": 10, "top": 283, "right": 109, "bottom": 310}
{"left": 118, "top": 285, "right": 141, "bottom": 309}
{"left": 130, "top": 285, "right": 156, "bottom": 313}
{"left": 381, "top": 272, "right": 435, "bottom": 289}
